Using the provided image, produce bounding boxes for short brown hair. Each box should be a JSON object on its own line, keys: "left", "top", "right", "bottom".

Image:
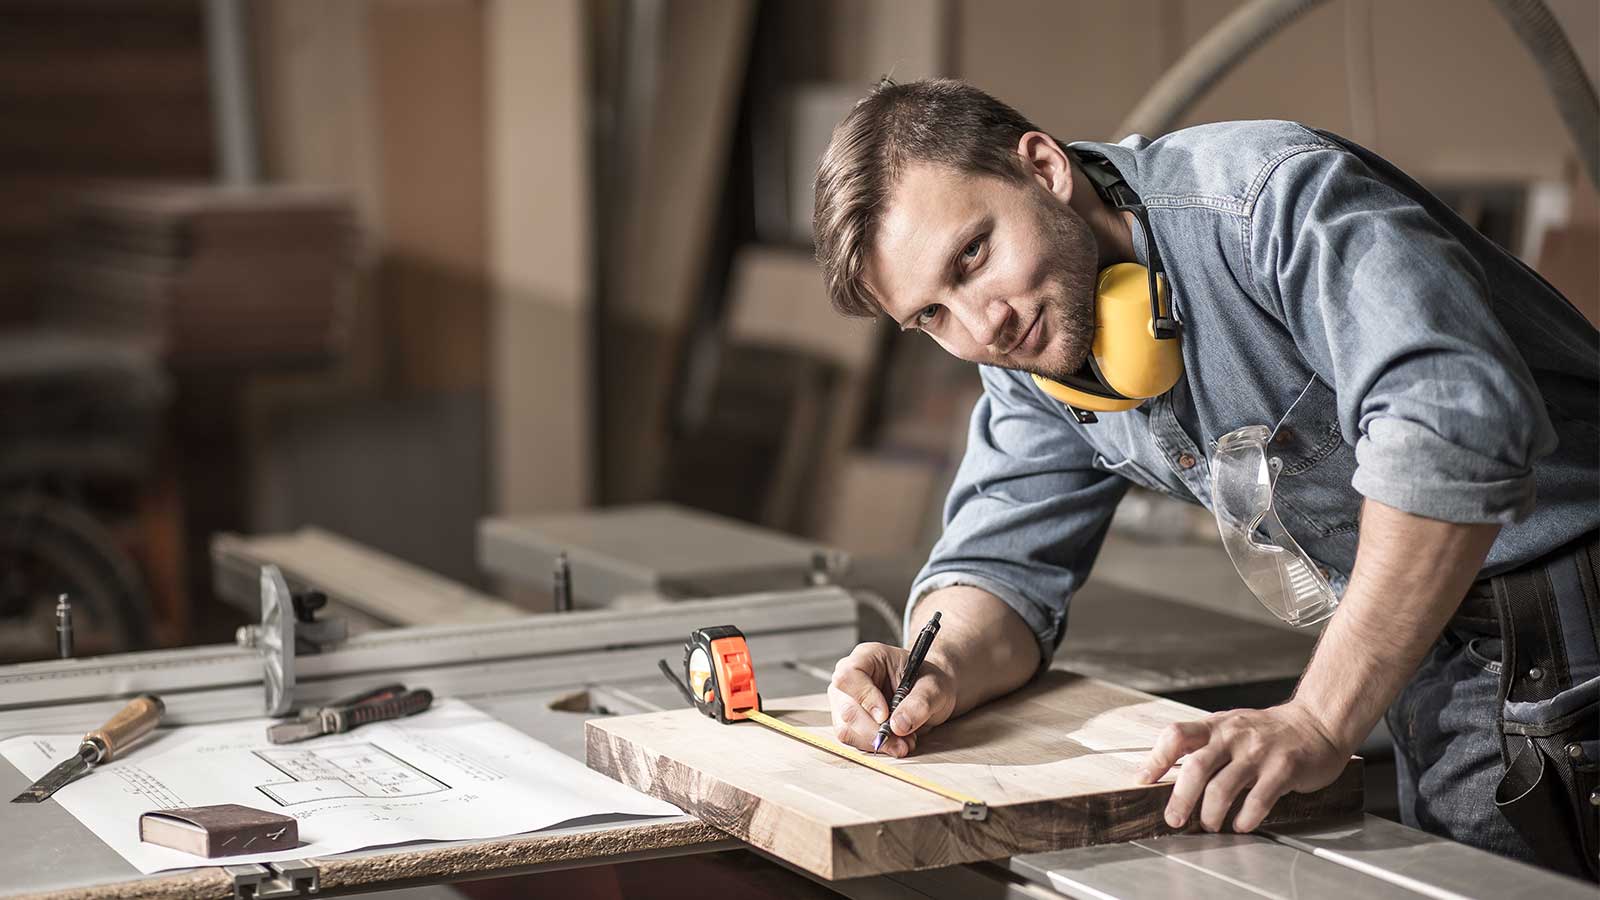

{"left": 812, "top": 78, "right": 1051, "bottom": 318}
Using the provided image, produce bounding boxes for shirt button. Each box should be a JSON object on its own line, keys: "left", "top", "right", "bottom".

{"left": 1272, "top": 428, "right": 1296, "bottom": 447}
{"left": 1177, "top": 453, "right": 1196, "bottom": 469}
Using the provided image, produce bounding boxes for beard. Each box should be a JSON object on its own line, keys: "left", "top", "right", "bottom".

{"left": 994, "top": 192, "right": 1098, "bottom": 382}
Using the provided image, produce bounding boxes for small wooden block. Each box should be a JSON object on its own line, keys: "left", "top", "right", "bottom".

{"left": 586, "top": 671, "right": 1362, "bottom": 880}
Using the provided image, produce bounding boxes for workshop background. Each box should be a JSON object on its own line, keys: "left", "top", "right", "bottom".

{"left": 0, "top": 0, "right": 1594, "bottom": 716}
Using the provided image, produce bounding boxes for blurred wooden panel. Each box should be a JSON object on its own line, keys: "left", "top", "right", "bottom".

{"left": 817, "top": 451, "right": 943, "bottom": 557}
{"left": 726, "top": 246, "right": 879, "bottom": 371}
{"left": 370, "top": 0, "right": 487, "bottom": 391}
{"left": 956, "top": 0, "right": 1167, "bottom": 141}
{"left": 487, "top": 0, "right": 592, "bottom": 514}
{"left": 1538, "top": 223, "right": 1600, "bottom": 327}
{"left": 253, "top": 0, "right": 383, "bottom": 221}
{"left": 818, "top": 0, "right": 949, "bottom": 84}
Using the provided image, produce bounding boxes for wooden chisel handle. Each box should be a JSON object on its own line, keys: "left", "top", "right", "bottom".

{"left": 85, "top": 694, "right": 164, "bottom": 762}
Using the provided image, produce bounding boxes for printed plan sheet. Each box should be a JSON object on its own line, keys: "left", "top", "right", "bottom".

{"left": 0, "top": 699, "right": 681, "bottom": 873}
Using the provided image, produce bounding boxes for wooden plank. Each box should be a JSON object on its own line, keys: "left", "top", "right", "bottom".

{"left": 586, "top": 671, "right": 1363, "bottom": 880}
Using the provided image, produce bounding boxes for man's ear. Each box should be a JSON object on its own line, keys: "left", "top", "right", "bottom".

{"left": 1017, "top": 132, "right": 1073, "bottom": 203}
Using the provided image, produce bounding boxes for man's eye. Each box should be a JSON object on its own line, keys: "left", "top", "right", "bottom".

{"left": 916, "top": 305, "right": 941, "bottom": 326}
{"left": 961, "top": 236, "right": 985, "bottom": 261}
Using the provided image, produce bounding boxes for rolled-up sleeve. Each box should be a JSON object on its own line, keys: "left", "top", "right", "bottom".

{"left": 907, "top": 366, "right": 1128, "bottom": 666}
{"left": 1248, "top": 145, "right": 1556, "bottom": 523}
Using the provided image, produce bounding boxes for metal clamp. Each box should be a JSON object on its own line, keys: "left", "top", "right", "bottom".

{"left": 237, "top": 565, "right": 347, "bottom": 715}
{"left": 225, "top": 859, "right": 319, "bottom": 899}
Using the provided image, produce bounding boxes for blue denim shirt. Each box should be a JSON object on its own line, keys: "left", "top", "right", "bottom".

{"left": 909, "top": 121, "right": 1600, "bottom": 665}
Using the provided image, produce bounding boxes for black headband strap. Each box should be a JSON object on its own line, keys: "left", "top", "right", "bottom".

{"left": 1070, "top": 149, "right": 1180, "bottom": 340}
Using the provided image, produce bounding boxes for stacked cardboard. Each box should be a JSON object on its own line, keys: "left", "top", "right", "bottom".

{"left": 54, "top": 185, "right": 361, "bottom": 367}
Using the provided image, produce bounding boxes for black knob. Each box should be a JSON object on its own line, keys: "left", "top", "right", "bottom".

{"left": 292, "top": 590, "right": 328, "bottom": 622}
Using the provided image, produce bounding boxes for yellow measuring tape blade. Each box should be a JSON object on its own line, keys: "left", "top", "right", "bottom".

{"left": 743, "top": 708, "right": 989, "bottom": 820}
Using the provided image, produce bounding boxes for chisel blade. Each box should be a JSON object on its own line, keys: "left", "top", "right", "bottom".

{"left": 11, "top": 746, "right": 95, "bottom": 803}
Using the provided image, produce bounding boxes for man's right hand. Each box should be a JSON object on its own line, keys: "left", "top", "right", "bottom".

{"left": 828, "top": 641, "right": 957, "bottom": 757}
{"left": 826, "top": 587, "right": 1040, "bottom": 758}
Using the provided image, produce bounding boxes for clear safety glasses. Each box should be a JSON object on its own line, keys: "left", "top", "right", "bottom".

{"left": 1210, "top": 425, "right": 1340, "bottom": 628}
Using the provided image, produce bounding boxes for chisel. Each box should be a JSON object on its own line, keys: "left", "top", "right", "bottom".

{"left": 11, "top": 694, "right": 165, "bottom": 803}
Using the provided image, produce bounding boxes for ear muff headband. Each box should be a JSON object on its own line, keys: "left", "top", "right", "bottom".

{"left": 1032, "top": 151, "right": 1183, "bottom": 422}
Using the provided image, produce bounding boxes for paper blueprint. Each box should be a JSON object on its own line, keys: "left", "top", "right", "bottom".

{"left": 0, "top": 699, "right": 681, "bottom": 873}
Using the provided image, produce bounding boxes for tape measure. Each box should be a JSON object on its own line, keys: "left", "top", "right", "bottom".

{"left": 659, "top": 625, "right": 988, "bottom": 821}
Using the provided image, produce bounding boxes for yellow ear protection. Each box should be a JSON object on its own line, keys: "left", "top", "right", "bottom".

{"left": 1031, "top": 150, "right": 1182, "bottom": 424}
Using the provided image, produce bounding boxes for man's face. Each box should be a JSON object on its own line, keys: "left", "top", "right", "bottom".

{"left": 866, "top": 162, "right": 1098, "bottom": 381}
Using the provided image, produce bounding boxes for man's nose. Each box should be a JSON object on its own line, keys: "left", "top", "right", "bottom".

{"left": 952, "top": 295, "right": 1013, "bottom": 349}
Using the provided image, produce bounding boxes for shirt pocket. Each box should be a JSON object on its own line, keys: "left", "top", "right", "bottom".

{"left": 1263, "top": 375, "right": 1364, "bottom": 571}
{"left": 1092, "top": 452, "right": 1174, "bottom": 498}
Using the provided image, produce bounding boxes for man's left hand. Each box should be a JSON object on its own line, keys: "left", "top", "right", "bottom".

{"left": 1136, "top": 700, "right": 1352, "bottom": 833}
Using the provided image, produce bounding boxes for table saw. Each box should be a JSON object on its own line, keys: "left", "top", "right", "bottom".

{"left": 1, "top": 505, "right": 1588, "bottom": 899}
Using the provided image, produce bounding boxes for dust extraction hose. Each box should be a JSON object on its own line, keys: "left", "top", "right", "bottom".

{"left": 1489, "top": 0, "right": 1600, "bottom": 188}
{"left": 1116, "top": 0, "right": 1329, "bottom": 141}
{"left": 1117, "top": 0, "right": 1599, "bottom": 190}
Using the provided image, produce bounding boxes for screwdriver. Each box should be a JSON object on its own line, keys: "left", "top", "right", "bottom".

{"left": 12, "top": 695, "right": 165, "bottom": 803}
{"left": 873, "top": 611, "right": 942, "bottom": 753}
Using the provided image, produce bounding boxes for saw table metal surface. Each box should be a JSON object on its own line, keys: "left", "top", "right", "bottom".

{"left": 7, "top": 648, "right": 1590, "bottom": 900}
{"left": 0, "top": 586, "right": 856, "bottom": 899}
{"left": 5, "top": 516, "right": 1590, "bottom": 899}
{"left": 811, "top": 814, "right": 1593, "bottom": 900}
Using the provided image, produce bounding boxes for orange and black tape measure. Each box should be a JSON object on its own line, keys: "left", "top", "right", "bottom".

{"left": 680, "top": 625, "right": 761, "bottom": 723}
{"left": 657, "top": 624, "right": 988, "bottom": 819}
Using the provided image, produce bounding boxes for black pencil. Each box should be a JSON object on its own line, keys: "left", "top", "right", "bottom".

{"left": 873, "top": 611, "right": 942, "bottom": 753}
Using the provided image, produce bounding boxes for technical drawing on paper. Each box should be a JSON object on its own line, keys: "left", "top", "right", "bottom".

{"left": 253, "top": 744, "right": 450, "bottom": 807}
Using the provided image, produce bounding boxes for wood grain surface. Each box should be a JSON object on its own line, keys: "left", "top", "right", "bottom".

{"left": 586, "top": 671, "right": 1363, "bottom": 879}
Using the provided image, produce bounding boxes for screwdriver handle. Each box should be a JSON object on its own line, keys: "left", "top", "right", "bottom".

{"left": 85, "top": 694, "right": 164, "bottom": 762}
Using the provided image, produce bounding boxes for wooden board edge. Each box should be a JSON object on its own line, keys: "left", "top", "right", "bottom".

{"left": 311, "top": 817, "right": 726, "bottom": 891}
{"left": 586, "top": 719, "right": 843, "bottom": 878}
{"left": 591, "top": 711, "right": 1365, "bottom": 883}
{"left": 825, "top": 756, "right": 1366, "bottom": 879}
{"left": 6, "top": 869, "right": 232, "bottom": 900}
